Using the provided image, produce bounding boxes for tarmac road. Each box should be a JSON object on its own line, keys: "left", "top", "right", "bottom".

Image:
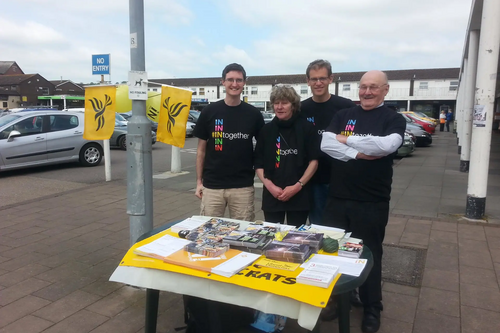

{"left": 0, "top": 137, "right": 199, "bottom": 208}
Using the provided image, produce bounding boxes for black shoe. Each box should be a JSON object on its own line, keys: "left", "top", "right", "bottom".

{"left": 350, "top": 289, "right": 363, "bottom": 308}
{"left": 361, "top": 308, "right": 381, "bottom": 333}
{"left": 320, "top": 302, "right": 338, "bottom": 321}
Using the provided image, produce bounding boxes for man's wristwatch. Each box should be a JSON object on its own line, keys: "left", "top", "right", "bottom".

{"left": 298, "top": 181, "right": 304, "bottom": 188}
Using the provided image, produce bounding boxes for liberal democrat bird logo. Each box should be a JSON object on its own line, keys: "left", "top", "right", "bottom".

{"left": 163, "top": 97, "right": 187, "bottom": 134}
{"left": 89, "top": 94, "right": 112, "bottom": 131}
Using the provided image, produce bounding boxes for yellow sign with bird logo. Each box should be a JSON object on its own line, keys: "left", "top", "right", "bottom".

{"left": 83, "top": 86, "right": 116, "bottom": 140}
{"left": 157, "top": 86, "right": 192, "bottom": 148}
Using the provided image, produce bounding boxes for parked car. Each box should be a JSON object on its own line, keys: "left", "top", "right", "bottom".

{"left": 186, "top": 121, "right": 196, "bottom": 137}
{"left": 401, "top": 114, "right": 432, "bottom": 146}
{"left": 400, "top": 111, "right": 438, "bottom": 126}
{"left": 261, "top": 112, "right": 274, "bottom": 124}
{"left": 188, "top": 110, "right": 200, "bottom": 123}
{"left": 119, "top": 111, "right": 158, "bottom": 132}
{"left": 110, "top": 118, "right": 156, "bottom": 150}
{"left": 0, "top": 111, "right": 103, "bottom": 171}
{"left": 400, "top": 112, "right": 436, "bottom": 134}
{"left": 397, "top": 131, "right": 416, "bottom": 157}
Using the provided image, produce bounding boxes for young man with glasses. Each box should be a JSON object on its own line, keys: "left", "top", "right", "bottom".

{"left": 193, "top": 63, "right": 265, "bottom": 221}
{"left": 300, "top": 60, "right": 356, "bottom": 226}
{"left": 321, "top": 70, "right": 406, "bottom": 333}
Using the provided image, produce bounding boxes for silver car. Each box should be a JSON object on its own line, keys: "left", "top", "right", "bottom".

{"left": 0, "top": 111, "right": 103, "bottom": 171}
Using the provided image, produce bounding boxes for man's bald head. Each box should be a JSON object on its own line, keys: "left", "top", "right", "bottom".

{"left": 358, "top": 70, "right": 389, "bottom": 110}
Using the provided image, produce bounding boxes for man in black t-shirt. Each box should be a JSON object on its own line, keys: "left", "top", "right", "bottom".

{"left": 321, "top": 70, "right": 406, "bottom": 333}
{"left": 300, "top": 59, "right": 355, "bottom": 225}
{"left": 193, "top": 63, "right": 264, "bottom": 221}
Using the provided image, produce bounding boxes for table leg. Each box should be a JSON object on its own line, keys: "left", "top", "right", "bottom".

{"left": 337, "top": 292, "right": 351, "bottom": 333}
{"left": 145, "top": 289, "right": 159, "bottom": 333}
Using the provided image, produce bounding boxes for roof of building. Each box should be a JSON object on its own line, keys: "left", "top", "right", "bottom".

{"left": 0, "top": 74, "right": 37, "bottom": 85}
{"left": 151, "top": 67, "right": 460, "bottom": 87}
{"left": 49, "top": 80, "right": 84, "bottom": 90}
{"left": 0, "top": 61, "right": 17, "bottom": 75}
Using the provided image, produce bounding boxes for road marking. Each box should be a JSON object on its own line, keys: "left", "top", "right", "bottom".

{"left": 180, "top": 148, "right": 197, "bottom": 154}
{"left": 153, "top": 171, "right": 190, "bottom": 179}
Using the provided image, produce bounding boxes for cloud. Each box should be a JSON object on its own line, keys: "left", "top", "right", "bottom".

{"left": 1, "top": 0, "right": 472, "bottom": 83}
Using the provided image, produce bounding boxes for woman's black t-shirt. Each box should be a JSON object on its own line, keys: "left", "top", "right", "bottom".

{"left": 254, "top": 117, "right": 319, "bottom": 211}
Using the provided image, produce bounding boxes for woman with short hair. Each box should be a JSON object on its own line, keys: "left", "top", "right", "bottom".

{"left": 254, "top": 85, "right": 319, "bottom": 227}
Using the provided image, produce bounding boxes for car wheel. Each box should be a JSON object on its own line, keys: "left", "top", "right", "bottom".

{"left": 118, "top": 135, "right": 127, "bottom": 150}
{"left": 79, "top": 143, "right": 103, "bottom": 167}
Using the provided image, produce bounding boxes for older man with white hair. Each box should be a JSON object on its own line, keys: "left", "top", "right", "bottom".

{"left": 320, "top": 70, "right": 406, "bottom": 333}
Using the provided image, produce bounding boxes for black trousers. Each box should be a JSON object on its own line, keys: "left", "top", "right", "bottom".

{"left": 323, "top": 198, "right": 389, "bottom": 310}
{"left": 264, "top": 210, "right": 309, "bottom": 228}
{"left": 446, "top": 121, "right": 451, "bottom": 132}
{"left": 440, "top": 123, "right": 445, "bottom": 131}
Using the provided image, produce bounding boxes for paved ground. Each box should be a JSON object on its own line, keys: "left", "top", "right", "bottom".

{"left": 1, "top": 130, "right": 500, "bottom": 333}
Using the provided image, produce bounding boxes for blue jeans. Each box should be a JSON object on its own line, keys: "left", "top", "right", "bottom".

{"left": 308, "top": 183, "right": 329, "bottom": 224}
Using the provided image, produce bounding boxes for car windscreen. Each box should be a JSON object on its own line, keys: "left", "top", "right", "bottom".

{"left": 0, "top": 114, "right": 22, "bottom": 128}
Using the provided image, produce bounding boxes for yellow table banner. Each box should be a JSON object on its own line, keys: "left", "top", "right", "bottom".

{"left": 119, "top": 229, "right": 340, "bottom": 308}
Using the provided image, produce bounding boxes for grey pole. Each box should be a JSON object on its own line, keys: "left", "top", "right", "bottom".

{"left": 460, "top": 30, "right": 479, "bottom": 172}
{"left": 466, "top": 0, "right": 500, "bottom": 219}
{"left": 128, "top": 0, "right": 153, "bottom": 245}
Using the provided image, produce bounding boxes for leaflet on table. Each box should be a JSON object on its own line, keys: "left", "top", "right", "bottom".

{"left": 253, "top": 257, "right": 301, "bottom": 271}
{"left": 301, "top": 254, "right": 367, "bottom": 277}
{"left": 170, "top": 217, "right": 209, "bottom": 233}
{"left": 164, "top": 248, "right": 260, "bottom": 278}
{"left": 133, "top": 234, "right": 191, "bottom": 260}
{"left": 296, "top": 262, "right": 340, "bottom": 288}
{"left": 301, "top": 224, "right": 346, "bottom": 240}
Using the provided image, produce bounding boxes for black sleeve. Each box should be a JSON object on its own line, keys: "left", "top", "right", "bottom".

{"left": 254, "top": 112, "right": 265, "bottom": 138}
{"left": 325, "top": 109, "right": 342, "bottom": 134}
{"left": 306, "top": 123, "right": 320, "bottom": 161}
{"left": 254, "top": 126, "right": 267, "bottom": 169}
{"left": 385, "top": 113, "right": 406, "bottom": 141}
{"left": 192, "top": 107, "right": 209, "bottom": 140}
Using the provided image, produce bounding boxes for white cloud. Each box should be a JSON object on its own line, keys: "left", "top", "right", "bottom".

{"left": 0, "top": 0, "right": 472, "bottom": 82}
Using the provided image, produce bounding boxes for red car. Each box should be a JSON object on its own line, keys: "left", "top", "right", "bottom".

{"left": 402, "top": 113, "right": 436, "bottom": 134}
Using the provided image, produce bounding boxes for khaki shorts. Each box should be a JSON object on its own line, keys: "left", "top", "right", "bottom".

{"left": 200, "top": 186, "right": 255, "bottom": 221}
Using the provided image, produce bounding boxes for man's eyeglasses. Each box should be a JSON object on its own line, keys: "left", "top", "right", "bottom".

{"left": 308, "top": 77, "right": 330, "bottom": 83}
{"left": 359, "top": 84, "right": 387, "bottom": 92}
{"left": 224, "top": 78, "right": 244, "bottom": 84}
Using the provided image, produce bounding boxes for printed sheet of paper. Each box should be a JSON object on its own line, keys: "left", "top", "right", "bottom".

{"left": 134, "top": 234, "right": 191, "bottom": 259}
{"left": 254, "top": 257, "right": 301, "bottom": 271}
{"left": 301, "top": 254, "right": 367, "bottom": 277}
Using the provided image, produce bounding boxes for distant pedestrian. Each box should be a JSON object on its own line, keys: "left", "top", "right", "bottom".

{"left": 439, "top": 110, "right": 446, "bottom": 132}
{"left": 446, "top": 110, "right": 453, "bottom": 132}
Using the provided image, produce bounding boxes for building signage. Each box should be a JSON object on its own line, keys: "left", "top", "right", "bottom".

{"left": 192, "top": 98, "right": 208, "bottom": 102}
{"left": 92, "top": 54, "right": 111, "bottom": 75}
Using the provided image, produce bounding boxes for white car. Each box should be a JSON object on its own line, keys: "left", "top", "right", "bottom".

{"left": 186, "top": 121, "right": 196, "bottom": 137}
{"left": 0, "top": 111, "right": 103, "bottom": 171}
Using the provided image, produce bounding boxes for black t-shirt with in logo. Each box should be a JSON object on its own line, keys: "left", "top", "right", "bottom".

{"left": 193, "top": 100, "right": 264, "bottom": 189}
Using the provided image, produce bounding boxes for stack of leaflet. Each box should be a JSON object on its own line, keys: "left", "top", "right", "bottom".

{"left": 222, "top": 231, "right": 268, "bottom": 249}
{"left": 222, "top": 225, "right": 278, "bottom": 254}
{"left": 264, "top": 241, "right": 312, "bottom": 264}
{"left": 170, "top": 216, "right": 208, "bottom": 234}
{"left": 282, "top": 231, "right": 324, "bottom": 253}
{"left": 296, "top": 262, "right": 340, "bottom": 288}
{"left": 183, "top": 218, "right": 240, "bottom": 257}
{"left": 164, "top": 248, "right": 261, "bottom": 278}
{"left": 338, "top": 237, "right": 364, "bottom": 259}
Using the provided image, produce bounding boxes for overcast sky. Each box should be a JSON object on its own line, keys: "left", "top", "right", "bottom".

{"left": 1, "top": 0, "right": 472, "bottom": 84}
